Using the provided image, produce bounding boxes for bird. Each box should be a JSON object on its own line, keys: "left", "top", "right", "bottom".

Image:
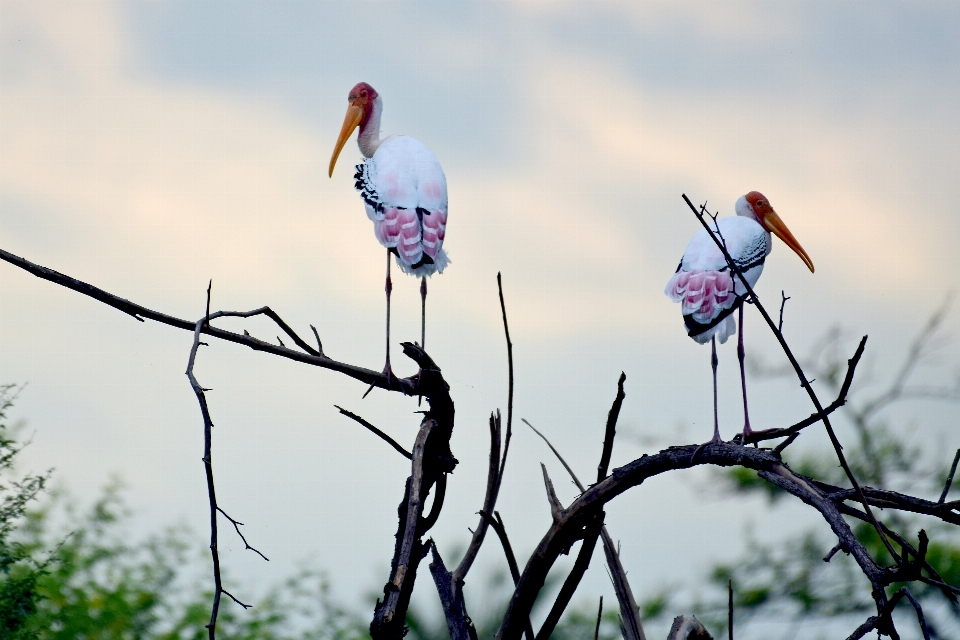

{"left": 328, "top": 82, "right": 449, "bottom": 381}
{"left": 664, "top": 192, "right": 814, "bottom": 444}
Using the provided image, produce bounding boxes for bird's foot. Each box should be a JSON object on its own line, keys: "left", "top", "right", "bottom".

{"left": 691, "top": 433, "right": 724, "bottom": 463}
{"left": 415, "top": 367, "right": 424, "bottom": 406}
{"left": 363, "top": 358, "right": 396, "bottom": 399}
{"left": 740, "top": 422, "right": 755, "bottom": 447}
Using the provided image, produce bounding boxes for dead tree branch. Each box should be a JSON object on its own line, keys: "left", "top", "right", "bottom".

{"left": 523, "top": 414, "right": 646, "bottom": 640}
{"left": 496, "top": 442, "right": 897, "bottom": 640}
{"left": 334, "top": 405, "right": 412, "bottom": 460}
{"left": 0, "top": 248, "right": 419, "bottom": 395}
{"left": 186, "top": 292, "right": 261, "bottom": 638}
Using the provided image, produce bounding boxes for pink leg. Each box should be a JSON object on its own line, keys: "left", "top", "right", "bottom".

{"left": 365, "top": 251, "right": 395, "bottom": 398}
{"left": 416, "top": 277, "right": 427, "bottom": 406}
{"left": 738, "top": 305, "right": 752, "bottom": 440}
{"left": 420, "top": 277, "right": 427, "bottom": 350}
{"left": 383, "top": 251, "right": 394, "bottom": 380}
{"left": 710, "top": 335, "right": 722, "bottom": 444}
{"left": 693, "top": 336, "right": 723, "bottom": 461}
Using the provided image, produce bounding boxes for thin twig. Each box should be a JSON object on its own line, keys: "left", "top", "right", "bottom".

{"left": 495, "top": 273, "right": 516, "bottom": 505}
{"left": 823, "top": 543, "right": 844, "bottom": 563}
{"left": 524, "top": 417, "right": 645, "bottom": 640}
{"left": 220, "top": 589, "right": 251, "bottom": 609}
{"left": 681, "top": 194, "right": 897, "bottom": 566}
{"left": 452, "top": 274, "right": 516, "bottom": 584}
{"left": 216, "top": 507, "right": 269, "bottom": 561}
{"left": 479, "top": 510, "right": 534, "bottom": 640}
{"left": 453, "top": 412, "right": 501, "bottom": 582}
{"left": 186, "top": 291, "right": 249, "bottom": 638}
{"left": 309, "top": 324, "right": 325, "bottom": 356}
{"left": 939, "top": 448, "right": 960, "bottom": 504}
{"left": 594, "top": 596, "right": 604, "bottom": 640}
{"left": 778, "top": 291, "right": 790, "bottom": 333}
{"left": 597, "top": 373, "right": 627, "bottom": 483}
{"left": 901, "top": 588, "right": 932, "bottom": 640}
{"left": 744, "top": 335, "right": 867, "bottom": 445}
{"left": 536, "top": 512, "right": 604, "bottom": 640}
{"left": 524, "top": 420, "right": 581, "bottom": 490}
{"left": 541, "top": 463, "right": 564, "bottom": 521}
{"left": 334, "top": 405, "right": 412, "bottom": 459}
{"left": 498, "top": 272, "right": 514, "bottom": 463}
{"left": 727, "top": 579, "right": 733, "bottom": 640}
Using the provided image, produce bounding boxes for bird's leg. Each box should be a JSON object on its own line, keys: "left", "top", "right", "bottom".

{"left": 738, "top": 304, "right": 753, "bottom": 441}
{"left": 363, "top": 252, "right": 395, "bottom": 399}
{"left": 420, "top": 276, "right": 427, "bottom": 350}
{"left": 383, "top": 250, "right": 395, "bottom": 382}
{"left": 710, "top": 335, "right": 722, "bottom": 444}
{"left": 416, "top": 277, "right": 427, "bottom": 406}
{"left": 693, "top": 336, "right": 723, "bottom": 462}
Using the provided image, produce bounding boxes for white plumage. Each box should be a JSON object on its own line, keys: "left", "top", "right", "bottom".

{"left": 665, "top": 213, "right": 770, "bottom": 344}
{"left": 664, "top": 192, "right": 814, "bottom": 442}
{"left": 354, "top": 135, "right": 450, "bottom": 277}
{"left": 328, "top": 82, "right": 451, "bottom": 377}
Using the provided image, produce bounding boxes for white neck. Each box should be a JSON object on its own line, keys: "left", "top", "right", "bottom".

{"left": 734, "top": 195, "right": 760, "bottom": 223}
{"left": 358, "top": 96, "right": 383, "bottom": 158}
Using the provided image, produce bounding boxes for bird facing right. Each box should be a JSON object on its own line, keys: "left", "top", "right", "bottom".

{"left": 664, "top": 192, "right": 814, "bottom": 444}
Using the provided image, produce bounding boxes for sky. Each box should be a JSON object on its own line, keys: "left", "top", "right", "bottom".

{"left": 2, "top": 1, "right": 960, "bottom": 637}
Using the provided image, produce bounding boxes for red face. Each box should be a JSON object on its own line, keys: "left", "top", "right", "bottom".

{"left": 348, "top": 82, "right": 378, "bottom": 107}
{"left": 744, "top": 191, "right": 772, "bottom": 219}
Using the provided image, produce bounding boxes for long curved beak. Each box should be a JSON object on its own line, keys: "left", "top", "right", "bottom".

{"left": 763, "top": 210, "right": 815, "bottom": 273}
{"left": 328, "top": 103, "right": 364, "bottom": 177}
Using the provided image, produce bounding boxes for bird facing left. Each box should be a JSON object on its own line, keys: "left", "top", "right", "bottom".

{"left": 329, "top": 82, "right": 450, "bottom": 382}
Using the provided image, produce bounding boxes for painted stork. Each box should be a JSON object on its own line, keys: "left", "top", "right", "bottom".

{"left": 328, "top": 82, "right": 449, "bottom": 379}
{"left": 664, "top": 192, "right": 814, "bottom": 444}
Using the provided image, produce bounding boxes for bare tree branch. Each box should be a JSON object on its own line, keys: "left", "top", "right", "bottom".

{"left": 594, "top": 596, "right": 603, "bottom": 640}
{"left": 727, "top": 579, "right": 733, "bottom": 640}
{"left": 744, "top": 336, "right": 866, "bottom": 445}
{"left": 497, "top": 442, "right": 890, "bottom": 640}
{"left": 371, "top": 420, "right": 437, "bottom": 639}
{"left": 666, "top": 616, "right": 714, "bottom": 640}
{"left": 541, "top": 463, "right": 564, "bottom": 521}
{"left": 216, "top": 507, "right": 269, "bottom": 562}
{"left": 428, "top": 542, "right": 477, "bottom": 640}
{"left": 597, "top": 373, "right": 627, "bottom": 483}
{"left": 186, "top": 292, "right": 255, "bottom": 638}
{"left": 939, "top": 448, "right": 960, "bottom": 504}
{"left": 524, "top": 416, "right": 645, "bottom": 640}
{"left": 334, "top": 405, "right": 412, "bottom": 459}
{"left": 536, "top": 511, "right": 604, "bottom": 640}
{"left": 0, "top": 248, "right": 420, "bottom": 396}
{"left": 479, "top": 511, "right": 535, "bottom": 640}
{"left": 452, "top": 273, "right": 516, "bottom": 585}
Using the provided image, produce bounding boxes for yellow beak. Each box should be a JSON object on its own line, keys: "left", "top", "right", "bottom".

{"left": 328, "top": 103, "right": 364, "bottom": 177}
{"left": 763, "top": 210, "right": 815, "bottom": 273}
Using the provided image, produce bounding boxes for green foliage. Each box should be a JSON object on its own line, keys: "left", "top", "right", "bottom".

{"left": 0, "top": 385, "right": 371, "bottom": 640}
{"left": 17, "top": 485, "right": 370, "bottom": 639}
{"left": 0, "top": 384, "right": 51, "bottom": 640}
